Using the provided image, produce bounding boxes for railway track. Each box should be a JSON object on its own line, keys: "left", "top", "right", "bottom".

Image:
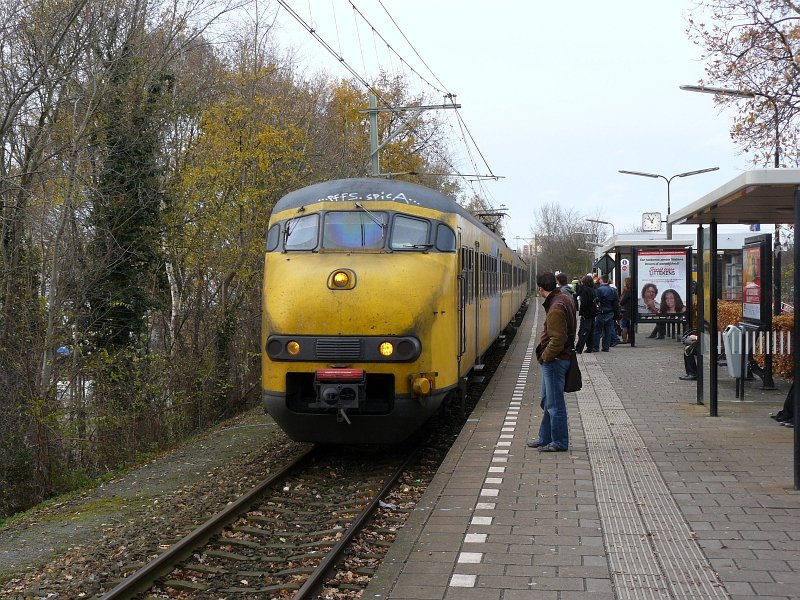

{"left": 99, "top": 444, "right": 419, "bottom": 599}
{"left": 2, "top": 306, "right": 525, "bottom": 600}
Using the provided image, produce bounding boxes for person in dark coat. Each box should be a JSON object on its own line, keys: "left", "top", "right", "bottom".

{"left": 770, "top": 383, "right": 795, "bottom": 427}
{"left": 618, "top": 277, "right": 633, "bottom": 344}
{"left": 680, "top": 330, "right": 698, "bottom": 380}
{"left": 556, "top": 272, "right": 575, "bottom": 303}
{"left": 592, "top": 275, "right": 620, "bottom": 352}
{"left": 574, "top": 274, "right": 596, "bottom": 353}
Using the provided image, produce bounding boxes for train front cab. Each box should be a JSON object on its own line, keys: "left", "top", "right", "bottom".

{"left": 262, "top": 201, "right": 462, "bottom": 444}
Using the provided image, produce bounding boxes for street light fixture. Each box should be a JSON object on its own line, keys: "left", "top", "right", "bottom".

{"left": 680, "top": 84, "right": 779, "bottom": 168}
{"left": 585, "top": 218, "right": 615, "bottom": 238}
{"left": 681, "top": 83, "right": 783, "bottom": 316}
{"left": 618, "top": 167, "right": 719, "bottom": 239}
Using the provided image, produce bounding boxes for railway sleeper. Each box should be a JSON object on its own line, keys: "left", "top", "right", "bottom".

{"left": 258, "top": 581, "right": 303, "bottom": 593}
{"left": 289, "top": 551, "right": 326, "bottom": 561}
{"left": 239, "top": 566, "right": 315, "bottom": 577}
{"left": 204, "top": 549, "right": 255, "bottom": 561}
{"left": 335, "top": 583, "right": 366, "bottom": 591}
{"left": 184, "top": 563, "right": 229, "bottom": 574}
{"left": 163, "top": 579, "right": 210, "bottom": 591}
{"left": 296, "top": 539, "right": 338, "bottom": 549}
{"left": 217, "top": 536, "right": 263, "bottom": 549}
{"left": 231, "top": 525, "right": 340, "bottom": 539}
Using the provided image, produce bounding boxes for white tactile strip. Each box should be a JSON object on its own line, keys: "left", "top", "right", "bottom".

{"left": 448, "top": 304, "right": 539, "bottom": 589}
{"left": 579, "top": 355, "right": 730, "bottom": 600}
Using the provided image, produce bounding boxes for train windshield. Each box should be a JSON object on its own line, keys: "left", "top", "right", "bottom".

{"left": 390, "top": 215, "right": 430, "bottom": 249}
{"left": 323, "top": 211, "right": 387, "bottom": 249}
{"left": 284, "top": 214, "right": 319, "bottom": 250}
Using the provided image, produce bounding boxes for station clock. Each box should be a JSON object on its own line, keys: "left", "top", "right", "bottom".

{"left": 642, "top": 212, "right": 662, "bottom": 232}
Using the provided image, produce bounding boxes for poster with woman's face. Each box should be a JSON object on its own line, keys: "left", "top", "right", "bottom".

{"left": 637, "top": 249, "right": 688, "bottom": 321}
{"left": 742, "top": 244, "right": 761, "bottom": 321}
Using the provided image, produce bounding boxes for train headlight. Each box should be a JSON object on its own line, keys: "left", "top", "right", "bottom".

{"left": 332, "top": 271, "right": 350, "bottom": 287}
{"left": 328, "top": 268, "right": 356, "bottom": 290}
{"left": 379, "top": 341, "right": 394, "bottom": 357}
{"left": 287, "top": 340, "right": 301, "bottom": 356}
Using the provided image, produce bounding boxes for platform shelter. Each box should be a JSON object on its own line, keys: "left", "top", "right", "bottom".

{"left": 668, "top": 168, "right": 800, "bottom": 489}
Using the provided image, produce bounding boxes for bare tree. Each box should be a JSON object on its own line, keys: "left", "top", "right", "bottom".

{"left": 687, "top": 1, "right": 800, "bottom": 166}
{"left": 532, "top": 203, "right": 607, "bottom": 278}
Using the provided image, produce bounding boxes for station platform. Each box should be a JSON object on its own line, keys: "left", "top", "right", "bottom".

{"left": 364, "top": 299, "right": 799, "bottom": 600}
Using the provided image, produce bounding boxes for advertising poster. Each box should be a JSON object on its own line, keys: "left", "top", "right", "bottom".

{"left": 700, "top": 224, "right": 712, "bottom": 330}
{"left": 637, "top": 249, "right": 688, "bottom": 322}
{"left": 742, "top": 243, "right": 761, "bottom": 321}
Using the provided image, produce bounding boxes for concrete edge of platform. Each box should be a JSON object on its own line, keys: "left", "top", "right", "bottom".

{"left": 362, "top": 309, "right": 535, "bottom": 598}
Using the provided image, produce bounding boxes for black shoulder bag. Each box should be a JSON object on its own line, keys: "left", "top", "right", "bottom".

{"left": 564, "top": 349, "right": 582, "bottom": 392}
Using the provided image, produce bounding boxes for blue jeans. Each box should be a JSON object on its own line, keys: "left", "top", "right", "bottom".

{"left": 537, "top": 358, "right": 570, "bottom": 450}
{"left": 592, "top": 312, "right": 616, "bottom": 351}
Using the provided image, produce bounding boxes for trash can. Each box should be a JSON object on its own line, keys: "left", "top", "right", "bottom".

{"left": 722, "top": 324, "right": 744, "bottom": 378}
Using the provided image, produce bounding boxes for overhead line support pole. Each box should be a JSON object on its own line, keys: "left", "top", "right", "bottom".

{"left": 363, "top": 92, "right": 461, "bottom": 177}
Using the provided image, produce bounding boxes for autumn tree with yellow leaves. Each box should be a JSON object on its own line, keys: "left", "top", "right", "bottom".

{"left": 0, "top": 0, "right": 460, "bottom": 516}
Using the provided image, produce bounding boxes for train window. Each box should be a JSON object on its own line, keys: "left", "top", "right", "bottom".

{"left": 390, "top": 215, "right": 430, "bottom": 250}
{"left": 266, "top": 223, "right": 281, "bottom": 252}
{"left": 285, "top": 214, "right": 319, "bottom": 250}
{"left": 435, "top": 224, "right": 456, "bottom": 251}
{"left": 323, "top": 211, "right": 387, "bottom": 249}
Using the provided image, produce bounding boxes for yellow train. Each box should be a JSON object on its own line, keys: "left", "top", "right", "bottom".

{"left": 262, "top": 178, "right": 528, "bottom": 443}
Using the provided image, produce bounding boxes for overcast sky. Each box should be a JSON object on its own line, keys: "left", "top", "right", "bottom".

{"left": 272, "top": 1, "right": 758, "bottom": 250}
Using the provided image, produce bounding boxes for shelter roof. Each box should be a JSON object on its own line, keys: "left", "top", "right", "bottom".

{"left": 669, "top": 169, "right": 800, "bottom": 226}
{"left": 597, "top": 235, "right": 693, "bottom": 255}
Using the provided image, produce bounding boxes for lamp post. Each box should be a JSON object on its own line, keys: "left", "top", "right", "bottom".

{"left": 681, "top": 84, "right": 782, "bottom": 316}
{"left": 585, "top": 218, "right": 615, "bottom": 238}
{"left": 618, "top": 167, "right": 719, "bottom": 239}
{"left": 577, "top": 248, "right": 595, "bottom": 272}
{"left": 680, "top": 85, "right": 779, "bottom": 168}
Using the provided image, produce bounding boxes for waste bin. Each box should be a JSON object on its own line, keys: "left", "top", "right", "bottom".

{"left": 722, "top": 324, "right": 744, "bottom": 378}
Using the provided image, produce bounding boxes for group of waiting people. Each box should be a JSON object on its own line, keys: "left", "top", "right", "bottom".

{"left": 557, "top": 273, "right": 631, "bottom": 354}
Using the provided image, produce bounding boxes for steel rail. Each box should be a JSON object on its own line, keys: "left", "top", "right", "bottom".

{"left": 292, "top": 446, "right": 420, "bottom": 600}
{"left": 99, "top": 446, "right": 316, "bottom": 599}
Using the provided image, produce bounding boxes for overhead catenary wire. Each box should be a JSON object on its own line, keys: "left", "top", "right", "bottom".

{"left": 362, "top": 1, "right": 499, "bottom": 189}
{"left": 345, "top": 0, "right": 446, "bottom": 96}
{"left": 277, "top": 1, "right": 501, "bottom": 205}
{"left": 277, "top": 0, "right": 388, "bottom": 105}
{"left": 373, "top": 0, "right": 497, "bottom": 184}
{"left": 377, "top": 0, "right": 450, "bottom": 93}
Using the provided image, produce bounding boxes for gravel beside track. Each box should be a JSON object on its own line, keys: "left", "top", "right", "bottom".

{"left": 0, "top": 409, "right": 307, "bottom": 598}
{"left": 0, "top": 308, "right": 523, "bottom": 599}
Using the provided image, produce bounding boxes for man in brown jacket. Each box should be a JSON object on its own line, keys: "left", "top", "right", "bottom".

{"left": 528, "top": 272, "right": 576, "bottom": 452}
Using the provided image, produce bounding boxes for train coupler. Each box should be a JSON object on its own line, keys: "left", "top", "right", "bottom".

{"left": 312, "top": 368, "right": 365, "bottom": 417}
